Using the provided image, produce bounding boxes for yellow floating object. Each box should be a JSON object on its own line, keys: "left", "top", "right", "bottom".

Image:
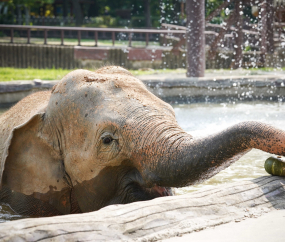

{"left": 264, "top": 156, "right": 285, "bottom": 176}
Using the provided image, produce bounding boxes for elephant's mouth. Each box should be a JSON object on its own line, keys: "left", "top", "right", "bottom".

{"left": 147, "top": 185, "right": 173, "bottom": 197}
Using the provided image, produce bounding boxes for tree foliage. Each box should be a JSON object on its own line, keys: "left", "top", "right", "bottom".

{"left": 0, "top": 0, "right": 255, "bottom": 27}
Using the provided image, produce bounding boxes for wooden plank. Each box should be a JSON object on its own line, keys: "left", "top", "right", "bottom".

{"left": 38, "top": 45, "right": 42, "bottom": 69}
{"left": 19, "top": 44, "right": 24, "bottom": 68}
{"left": 32, "top": 45, "right": 37, "bottom": 68}
{"left": 47, "top": 45, "right": 52, "bottom": 69}
{"left": 4, "top": 44, "right": 9, "bottom": 67}
{"left": 58, "top": 46, "right": 62, "bottom": 69}
{"left": 70, "top": 46, "right": 75, "bottom": 69}
{"left": 0, "top": 176, "right": 284, "bottom": 241}
{"left": 7, "top": 44, "right": 12, "bottom": 67}
{"left": 21, "top": 44, "right": 24, "bottom": 68}
{"left": 55, "top": 46, "right": 59, "bottom": 69}
{"left": 26, "top": 44, "right": 31, "bottom": 68}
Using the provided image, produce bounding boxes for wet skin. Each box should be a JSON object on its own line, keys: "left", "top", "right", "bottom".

{"left": 0, "top": 66, "right": 285, "bottom": 216}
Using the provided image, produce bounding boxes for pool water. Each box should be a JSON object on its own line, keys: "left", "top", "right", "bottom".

{"left": 0, "top": 101, "right": 284, "bottom": 221}
{"left": 172, "top": 101, "right": 285, "bottom": 194}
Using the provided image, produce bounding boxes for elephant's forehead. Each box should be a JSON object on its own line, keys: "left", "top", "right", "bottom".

{"left": 58, "top": 69, "right": 174, "bottom": 115}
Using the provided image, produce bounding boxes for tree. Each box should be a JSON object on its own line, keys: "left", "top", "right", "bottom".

{"left": 71, "top": 0, "right": 83, "bottom": 26}
{"left": 5, "top": 0, "right": 55, "bottom": 25}
{"left": 145, "top": 0, "right": 151, "bottom": 27}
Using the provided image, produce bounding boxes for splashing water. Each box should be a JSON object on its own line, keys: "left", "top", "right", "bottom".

{"left": 172, "top": 101, "right": 284, "bottom": 194}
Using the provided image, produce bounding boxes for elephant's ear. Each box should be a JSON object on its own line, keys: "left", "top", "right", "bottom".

{"left": 0, "top": 91, "right": 71, "bottom": 215}
{"left": 0, "top": 91, "right": 52, "bottom": 186}
{"left": 95, "top": 66, "right": 133, "bottom": 77}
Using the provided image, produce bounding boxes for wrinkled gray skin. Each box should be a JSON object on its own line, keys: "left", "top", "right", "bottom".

{"left": 1, "top": 66, "right": 285, "bottom": 217}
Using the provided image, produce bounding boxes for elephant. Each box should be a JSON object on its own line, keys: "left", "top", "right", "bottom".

{"left": 1, "top": 66, "right": 285, "bottom": 217}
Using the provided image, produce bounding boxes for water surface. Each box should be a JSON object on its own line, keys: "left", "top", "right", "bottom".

{"left": 172, "top": 101, "right": 284, "bottom": 194}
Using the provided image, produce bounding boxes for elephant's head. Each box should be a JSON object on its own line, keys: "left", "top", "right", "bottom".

{"left": 1, "top": 66, "right": 285, "bottom": 216}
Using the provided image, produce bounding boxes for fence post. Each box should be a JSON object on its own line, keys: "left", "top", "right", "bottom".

{"left": 10, "top": 29, "right": 14, "bottom": 44}
{"left": 128, "top": 33, "right": 132, "bottom": 47}
{"left": 61, "top": 30, "right": 64, "bottom": 45}
{"left": 44, "top": 30, "right": 47, "bottom": 45}
{"left": 27, "top": 29, "right": 31, "bottom": 44}
{"left": 78, "top": 30, "right": 81, "bottom": 46}
{"left": 146, "top": 33, "right": 149, "bottom": 47}
{"left": 95, "top": 31, "right": 98, "bottom": 47}
{"left": 112, "top": 32, "right": 115, "bottom": 46}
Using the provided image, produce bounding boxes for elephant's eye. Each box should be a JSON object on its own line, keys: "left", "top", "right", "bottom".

{"left": 102, "top": 136, "right": 113, "bottom": 145}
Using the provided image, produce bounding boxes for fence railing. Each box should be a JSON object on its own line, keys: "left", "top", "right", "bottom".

{"left": 0, "top": 24, "right": 185, "bottom": 47}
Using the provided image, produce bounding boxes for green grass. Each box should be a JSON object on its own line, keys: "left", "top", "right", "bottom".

{"left": 0, "top": 67, "right": 187, "bottom": 82}
{"left": 0, "top": 68, "right": 71, "bottom": 82}
{"left": 1, "top": 67, "right": 283, "bottom": 82}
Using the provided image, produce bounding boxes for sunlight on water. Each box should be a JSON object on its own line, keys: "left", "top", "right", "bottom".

{"left": 172, "top": 101, "right": 285, "bottom": 194}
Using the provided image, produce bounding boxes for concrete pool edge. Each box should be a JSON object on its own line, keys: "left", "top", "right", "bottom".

{"left": 0, "top": 79, "right": 58, "bottom": 106}
{"left": 1, "top": 75, "right": 285, "bottom": 106}
{"left": 162, "top": 209, "right": 285, "bottom": 242}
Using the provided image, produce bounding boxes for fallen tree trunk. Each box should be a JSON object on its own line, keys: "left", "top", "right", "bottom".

{"left": 0, "top": 176, "right": 285, "bottom": 241}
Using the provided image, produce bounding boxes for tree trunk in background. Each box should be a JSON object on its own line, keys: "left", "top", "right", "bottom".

{"left": 232, "top": 0, "right": 244, "bottom": 69}
{"left": 267, "top": 0, "right": 274, "bottom": 53}
{"left": 72, "top": 0, "right": 82, "bottom": 26}
{"left": 186, "top": 0, "right": 205, "bottom": 77}
{"left": 24, "top": 6, "right": 30, "bottom": 25}
{"left": 260, "top": 0, "right": 268, "bottom": 65}
{"left": 63, "top": 0, "right": 68, "bottom": 17}
{"left": 145, "top": 0, "right": 152, "bottom": 28}
{"left": 17, "top": 5, "right": 22, "bottom": 25}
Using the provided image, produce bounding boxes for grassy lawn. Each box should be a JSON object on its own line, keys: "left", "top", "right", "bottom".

{"left": 1, "top": 67, "right": 283, "bottom": 82}
{"left": 0, "top": 68, "right": 71, "bottom": 81}
{"left": 0, "top": 67, "right": 187, "bottom": 82}
{"left": 0, "top": 37, "right": 159, "bottom": 47}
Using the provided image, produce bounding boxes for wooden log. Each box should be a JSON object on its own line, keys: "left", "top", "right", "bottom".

{"left": 0, "top": 176, "right": 284, "bottom": 241}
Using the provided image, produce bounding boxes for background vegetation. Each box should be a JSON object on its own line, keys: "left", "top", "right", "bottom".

{"left": 0, "top": 0, "right": 255, "bottom": 28}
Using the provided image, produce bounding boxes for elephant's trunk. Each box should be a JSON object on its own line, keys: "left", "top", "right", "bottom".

{"left": 139, "top": 121, "right": 285, "bottom": 188}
